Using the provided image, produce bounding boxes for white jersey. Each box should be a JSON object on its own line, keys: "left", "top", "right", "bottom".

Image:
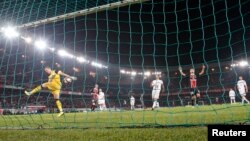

{"left": 152, "top": 79, "right": 163, "bottom": 90}
{"left": 130, "top": 96, "right": 135, "bottom": 105}
{"left": 229, "top": 90, "right": 235, "bottom": 97}
{"left": 98, "top": 92, "right": 105, "bottom": 104}
{"left": 237, "top": 80, "right": 247, "bottom": 94}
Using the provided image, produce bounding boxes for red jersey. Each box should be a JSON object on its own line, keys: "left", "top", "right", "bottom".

{"left": 190, "top": 74, "right": 197, "bottom": 88}
{"left": 92, "top": 88, "right": 98, "bottom": 100}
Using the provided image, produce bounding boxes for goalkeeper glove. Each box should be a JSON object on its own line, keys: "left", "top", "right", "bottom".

{"left": 71, "top": 76, "right": 77, "bottom": 80}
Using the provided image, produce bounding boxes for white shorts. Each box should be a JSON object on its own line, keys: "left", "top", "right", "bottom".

{"left": 130, "top": 102, "right": 135, "bottom": 106}
{"left": 240, "top": 93, "right": 246, "bottom": 97}
{"left": 152, "top": 89, "right": 161, "bottom": 100}
{"left": 239, "top": 89, "right": 246, "bottom": 96}
{"left": 98, "top": 99, "right": 105, "bottom": 105}
{"left": 230, "top": 96, "right": 235, "bottom": 100}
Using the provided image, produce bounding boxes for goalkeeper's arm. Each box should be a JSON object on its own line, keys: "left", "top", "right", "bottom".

{"left": 58, "top": 70, "right": 77, "bottom": 80}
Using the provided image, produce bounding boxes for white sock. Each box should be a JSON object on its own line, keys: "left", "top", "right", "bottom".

{"left": 152, "top": 101, "right": 156, "bottom": 108}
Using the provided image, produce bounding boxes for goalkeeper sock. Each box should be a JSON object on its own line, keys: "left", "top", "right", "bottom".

{"left": 30, "top": 85, "right": 42, "bottom": 95}
{"left": 56, "top": 99, "right": 63, "bottom": 112}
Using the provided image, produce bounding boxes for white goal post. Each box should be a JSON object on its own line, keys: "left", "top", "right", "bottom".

{"left": 17, "top": 0, "right": 150, "bottom": 29}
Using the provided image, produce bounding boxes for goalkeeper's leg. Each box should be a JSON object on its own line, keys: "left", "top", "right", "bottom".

{"left": 53, "top": 91, "right": 64, "bottom": 117}
{"left": 25, "top": 83, "right": 48, "bottom": 96}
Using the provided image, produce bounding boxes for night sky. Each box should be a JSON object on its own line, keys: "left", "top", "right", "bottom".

{"left": 0, "top": 0, "right": 250, "bottom": 70}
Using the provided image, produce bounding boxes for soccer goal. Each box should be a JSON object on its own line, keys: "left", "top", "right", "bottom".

{"left": 0, "top": 0, "right": 250, "bottom": 129}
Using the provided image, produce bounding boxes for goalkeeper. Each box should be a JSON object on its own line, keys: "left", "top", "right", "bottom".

{"left": 25, "top": 66, "right": 77, "bottom": 117}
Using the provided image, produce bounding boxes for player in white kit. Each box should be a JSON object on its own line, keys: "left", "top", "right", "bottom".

{"left": 237, "top": 76, "right": 249, "bottom": 104}
{"left": 130, "top": 95, "right": 135, "bottom": 110}
{"left": 98, "top": 89, "right": 106, "bottom": 111}
{"left": 229, "top": 88, "right": 236, "bottom": 104}
{"left": 151, "top": 75, "right": 164, "bottom": 110}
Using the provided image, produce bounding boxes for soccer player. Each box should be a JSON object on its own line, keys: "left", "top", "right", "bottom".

{"left": 229, "top": 88, "right": 236, "bottom": 104}
{"left": 24, "top": 66, "right": 76, "bottom": 117}
{"left": 98, "top": 88, "right": 106, "bottom": 111}
{"left": 151, "top": 75, "right": 164, "bottom": 110}
{"left": 130, "top": 95, "right": 135, "bottom": 110}
{"left": 237, "top": 76, "right": 250, "bottom": 105}
{"left": 91, "top": 84, "right": 99, "bottom": 111}
{"left": 179, "top": 65, "right": 205, "bottom": 107}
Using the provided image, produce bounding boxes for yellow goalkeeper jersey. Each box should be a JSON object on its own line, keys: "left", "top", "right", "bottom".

{"left": 48, "top": 70, "right": 62, "bottom": 87}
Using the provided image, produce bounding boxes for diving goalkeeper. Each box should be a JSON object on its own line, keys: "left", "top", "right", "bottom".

{"left": 25, "top": 66, "right": 77, "bottom": 117}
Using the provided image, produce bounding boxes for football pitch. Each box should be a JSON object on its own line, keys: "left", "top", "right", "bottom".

{"left": 0, "top": 104, "right": 249, "bottom": 141}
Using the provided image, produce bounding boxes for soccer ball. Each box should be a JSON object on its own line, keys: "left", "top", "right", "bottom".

{"left": 64, "top": 77, "right": 72, "bottom": 84}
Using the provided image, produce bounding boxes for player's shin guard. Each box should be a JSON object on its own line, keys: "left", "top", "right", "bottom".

{"left": 55, "top": 99, "right": 63, "bottom": 112}
{"left": 30, "top": 85, "right": 42, "bottom": 95}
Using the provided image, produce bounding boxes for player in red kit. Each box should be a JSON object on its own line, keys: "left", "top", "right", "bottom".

{"left": 179, "top": 65, "right": 205, "bottom": 107}
{"left": 91, "top": 84, "right": 99, "bottom": 111}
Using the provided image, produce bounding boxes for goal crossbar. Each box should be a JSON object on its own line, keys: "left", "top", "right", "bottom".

{"left": 17, "top": 0, "right": 149, "bottom": 29}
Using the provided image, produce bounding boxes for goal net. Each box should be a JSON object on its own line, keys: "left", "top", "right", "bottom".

{"left": 0, "top": 0, "right": 250, "bottom": 129}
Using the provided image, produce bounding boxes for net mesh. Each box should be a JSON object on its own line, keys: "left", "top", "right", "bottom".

{"left": 0, "top": 0, "right": 250, "bottom": 129}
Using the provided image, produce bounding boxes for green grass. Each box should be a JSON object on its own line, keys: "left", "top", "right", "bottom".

{"left": 0, "top": 127, "right": 207, "bottom": 141}
{"left": 1, "top": 104, "right": 249, "bottom": 129}
{"left": 0, "top": 104, "right": 249, "bottom": 141}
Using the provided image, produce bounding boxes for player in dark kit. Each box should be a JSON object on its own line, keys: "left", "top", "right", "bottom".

{"left": 91, "top": 84, "right": 99, "bottom": 111}
{"left": 179, "top": 65, "right": 205, "bottom": 106}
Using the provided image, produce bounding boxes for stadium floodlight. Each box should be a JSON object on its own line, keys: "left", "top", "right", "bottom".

{"left": 34, "top": 40, "right": 47, "bottom": 50}
{"left": 155, "top": 72, "right": 161, "bottom": 75}
{"left": 131, "top": 71, "right": 137, "bottom": 76}
{"left": 231, "top": 63, "right": 237, "bottom": 67}
{"left": 21, "top": 36, "right": 32, "bottom": 43}
{"left": 120, "top": 70, "right": 126, "bottom": 74}
{"left": 58, "top": 50, "right": 67, "bottom": 56}
{"left": 138, "top": 72, "right": 143, "bottom": 75}
{"left": 91, "top": 61, "right": 103, "bottom": 68}
{"left": 2, "top": 26, "right": 19, "bottom": 38}
{"left": 239, "top": 61, "right": 248, "bottom": 67}
{"left": 25, "top": 37, "right": 32, "bottom": 43}
{"left": 76, "top": 57, "right": 87, "bottom": 63}
{"left": 58, "top": 49, "right": 74, "bottom": 58}
{"left": 68, "top": 54, "right": 75, "bottom": 58}
{"left": 144, "top": 71, "right": 151, "bottom": 76}
{"left": 126, "top": 71, "right": 131, "bottom": 74}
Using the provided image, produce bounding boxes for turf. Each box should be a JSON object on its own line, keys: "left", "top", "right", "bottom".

{"left": 0, "top": 104, "right": 249, "bottom": 141}
{"left": 1, "top": 104, "right": 249, "bottom": 129}
{"left": 0, "top": 127, "right": 207, "bottom": 141}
